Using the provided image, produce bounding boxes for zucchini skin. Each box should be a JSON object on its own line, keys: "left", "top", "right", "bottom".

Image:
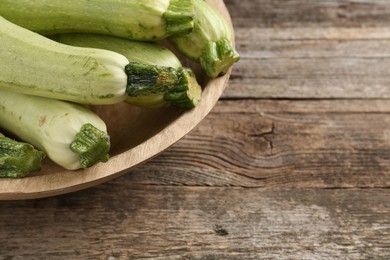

{"left": 0, "top": 16, "right": 128, "bottom": 105}
{"left": 52, "top": 34, "right": 183, "bottom": 69}
{"left": 55, "top": 33, "right": 202, "bottom": 109}
{"left": 169, "top": 0, "right": 240, "bottom": 77}
{"left": 0, "top": 89, "right": 110, "bottom": 170}
{"left": 0, "top": 0, "right": 194, "bottom": 40}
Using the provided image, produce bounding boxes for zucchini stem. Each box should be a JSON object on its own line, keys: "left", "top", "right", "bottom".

{"left": 125, "top": 62, "right": 181, "bottom": 97}
{"left": 200, "top": 37, "right": 240, "bottom": 78}
{"left": 164, "top": 68, "right": 202, "bottom": 109}
{"left": 0, "top": 133, "right": 45, "bottom": 178}
{"left": 70, "top": 124, "right": 110, "bottom": 168}
{"left": 125, "top": 62, "right": 201, "bottom": 109}
{"left": 164, "top": 0, "right": 195, "bottom": 36}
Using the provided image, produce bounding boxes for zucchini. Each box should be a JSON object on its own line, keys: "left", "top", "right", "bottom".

{"left": 0, "top": 89, "right": 110, "bottom": 170}
{"left": 0, "top": 0, "right": 194, "bottom": 40}
{"left": 0, "top": 132, "right": 45, "bottom": 178}
{"left": 55, "top": 33, "right": 202, "bottom": 109}
{"left": 169, "top": 0, "right": 240, "bottom": 77}
{"left": 0, "top": 16, "right": 184, "bottom": 105}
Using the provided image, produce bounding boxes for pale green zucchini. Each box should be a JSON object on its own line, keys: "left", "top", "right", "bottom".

{"left": 0, "top": 0, "right": 194, "bottom": 40}
{"left": 0, "top": 16, "right": 184, "bottom": 105}
{"left": 0, "top": 89, "right": 110, "bottom": 170}
{"left": 0, "top": 132, "right": 45, "bottom": 178}
{"left": 169, "top": 0, "right": 240, "bottom": 78}
{"left": 55, "top": 33, "right": 202, "bottom": 109}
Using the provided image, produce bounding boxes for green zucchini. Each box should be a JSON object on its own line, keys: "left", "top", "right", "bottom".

{"left": 0, "top": 16, "right": 184, "bottom": 105}
{"left": 169, "top": 0, "right": 240, "bottom": 77}
{"left": 0, "top": 89, "right": 110, "bottom": 170}
{"left": 55, "top": 33, "right": 202, "bottom": 109}
{"left": 0, "top": 0, "right": 194, "bottom": 40}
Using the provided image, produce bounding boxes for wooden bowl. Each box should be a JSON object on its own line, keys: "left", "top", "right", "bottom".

{"left": 0, "top": 0, "right": 234, "bottom": 200}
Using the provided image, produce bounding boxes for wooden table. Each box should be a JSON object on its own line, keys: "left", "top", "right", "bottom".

{"left": 1, "top": 0, "right": 389, "bottom": 258}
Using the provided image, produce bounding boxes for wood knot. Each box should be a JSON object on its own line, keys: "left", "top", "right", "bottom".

{"left": 214, "top": 225, "right": 229, "bottom": 236}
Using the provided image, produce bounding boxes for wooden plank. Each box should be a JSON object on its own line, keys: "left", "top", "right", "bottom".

{"left": 224, "top": 27, "right": 390, "bottom": 99}
{"left": 125, "top": 99, "right": 390, "bottom": 188}
{"left": 225, "top": 0, "right": 390, "bottom": 28}
{"left": 0, "top": 186, "right": 388, "bottom": 259}
{"left": 223, "top": 0, "right": 390, "bottom": 99}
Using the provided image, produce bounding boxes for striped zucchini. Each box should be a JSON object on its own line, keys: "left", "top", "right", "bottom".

{"left": 169, "top": 0, "right": 240, "bottom": 78}
{"left": 0, "top": 0, "right": 194, "bottom": 40}
{"left": 0, "top": 16, "right": 184, "bottom": 105}
{"left": 55, "top": 33, "right": 202, "bottom": 109}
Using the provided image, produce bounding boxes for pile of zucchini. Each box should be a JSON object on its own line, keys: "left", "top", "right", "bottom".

{"left": 0, "top": 0, "right": 240, "bottom": 178}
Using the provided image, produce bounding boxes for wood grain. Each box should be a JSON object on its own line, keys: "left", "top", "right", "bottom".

{"left": 0, "top": 186, "right": 388, "bottom": 259}
{"left": 226, "top": 27, "right": 390, "bottom": 99}
{"left": 224, "top": 0, "right": 390, "bottom": 99}
{"left": 125, "top": 99, "right": 390, "bottom": 188}
{"left": 225, "top": 0, "right": 390, "bottom": 28}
